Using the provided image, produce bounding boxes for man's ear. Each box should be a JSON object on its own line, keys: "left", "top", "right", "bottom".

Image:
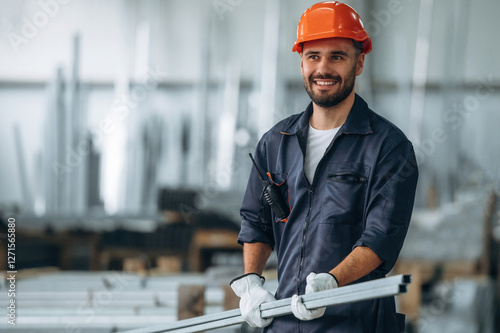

{"left": 356, "top": 53, "right": 365, "bottom": 76}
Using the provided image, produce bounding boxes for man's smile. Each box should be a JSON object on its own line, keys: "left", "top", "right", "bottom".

{"left": 313, "top": 79, "right": 339, "bottom": 88}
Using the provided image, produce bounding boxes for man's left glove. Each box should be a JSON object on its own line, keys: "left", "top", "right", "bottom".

{"left": 230, "top": 273, "right": 276, "bottom": 328}
{"left": 291, "top": 272, "right": 338, "bottom": 321}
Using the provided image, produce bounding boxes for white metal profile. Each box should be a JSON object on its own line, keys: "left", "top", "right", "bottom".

{"left": 122, "top": 274, "right": 411, "bottom": 333}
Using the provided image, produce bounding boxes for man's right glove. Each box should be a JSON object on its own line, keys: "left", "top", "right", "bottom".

{"left": 230, "top": 273, "right": 276, "bottom": 328}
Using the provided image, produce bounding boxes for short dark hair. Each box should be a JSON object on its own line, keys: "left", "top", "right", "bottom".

{"left": 299, "top": 39, "right": 364, "bottom": 54}
{"left": 353, "top": 40, "right": 363, "bottom": 55}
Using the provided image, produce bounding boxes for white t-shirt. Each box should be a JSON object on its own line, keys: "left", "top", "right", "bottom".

{"left": 304, "top": 123, "right": 341, "bottom": 184}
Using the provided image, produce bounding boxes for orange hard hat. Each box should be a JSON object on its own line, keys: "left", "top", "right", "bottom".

{"left": 292, "top": 1, "right": 372, "bottom": 54}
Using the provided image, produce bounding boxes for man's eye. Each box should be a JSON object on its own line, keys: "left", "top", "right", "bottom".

{"left": 332, "top": 56, "right": 342, "bottom": 60}
{"left": 309, "top": 55, "right": 318, "bottom": 60}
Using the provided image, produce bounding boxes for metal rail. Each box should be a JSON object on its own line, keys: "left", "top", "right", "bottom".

{"left": 121, "top": 274, "right": 410, "bottom": 333}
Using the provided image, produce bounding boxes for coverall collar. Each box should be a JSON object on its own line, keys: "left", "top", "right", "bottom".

{"left": 282, "top": 93, "right": 373, "bottom": 136}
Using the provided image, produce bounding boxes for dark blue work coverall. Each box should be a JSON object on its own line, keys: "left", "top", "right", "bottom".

{"left": 238, "top": 94, "right": 418, "bottom": 333}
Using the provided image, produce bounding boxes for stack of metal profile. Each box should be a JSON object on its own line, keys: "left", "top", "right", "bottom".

{"left": 122, "top": 274, "right": 411, "bottom": 333}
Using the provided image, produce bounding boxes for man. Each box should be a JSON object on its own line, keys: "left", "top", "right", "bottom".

{"left": 230, "top": 2, "right": 418, "bottom": 332}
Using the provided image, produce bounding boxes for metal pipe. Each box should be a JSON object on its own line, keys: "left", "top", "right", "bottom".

{"left": 172, "top": 284, "right": 406, "bottom": 333}
{"left": 408, "top": 0, "right": 434, "bottom": 148}
{"left": 13, "top": 124, "right": 33, "bottom": 212}
{"left": 121, "top": 274, "right": 410, "bottom": 333}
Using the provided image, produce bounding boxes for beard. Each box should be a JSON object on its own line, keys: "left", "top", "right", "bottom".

{"left": 303, "top": 63, "right": 357, "bottom": 108}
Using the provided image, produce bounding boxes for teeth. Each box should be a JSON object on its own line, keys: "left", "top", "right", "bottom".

{"left": 316, "top": 81, "right": 335, "bottom": 86}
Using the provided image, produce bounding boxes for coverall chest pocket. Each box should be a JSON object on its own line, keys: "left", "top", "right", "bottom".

{"left": 267, "top": 172, "right": 290, "bottom": 222}
{"left": 322, "top": 162, "right": 370, "bottom": 223}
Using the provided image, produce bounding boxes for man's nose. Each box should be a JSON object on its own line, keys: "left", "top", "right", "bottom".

{"left": 316, "top": 58, "right": 332, "bottom": 76}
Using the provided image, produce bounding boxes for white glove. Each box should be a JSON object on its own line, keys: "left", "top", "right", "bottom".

{"left": 291, "top": 272, "right": 338, "bottom": 321}
{"left": 230, "top": 273, "right": 276, "bottom": 328}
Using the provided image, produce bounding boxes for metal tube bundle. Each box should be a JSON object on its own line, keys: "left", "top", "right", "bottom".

{"left": 122, "top": 274, "right": 411, "bottom": 333}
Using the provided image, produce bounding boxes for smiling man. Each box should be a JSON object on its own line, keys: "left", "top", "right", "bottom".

{"left": 230, "top": 2, "right": 418, "bottom": 332}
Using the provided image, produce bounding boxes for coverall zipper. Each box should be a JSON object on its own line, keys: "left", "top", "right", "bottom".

{"left": 296, "top": 130, "right": 343, "bottom": 298}
{"left": 297, "top": 186, "right": 314, "bottom": 294}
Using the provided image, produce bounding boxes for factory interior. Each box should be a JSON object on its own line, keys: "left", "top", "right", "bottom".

{"left": 1, "top": 0, "right": 500, "bottom": 332}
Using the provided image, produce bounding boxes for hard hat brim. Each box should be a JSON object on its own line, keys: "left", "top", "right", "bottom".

{"left": 292, "top": 33, "right": 372, "bottom": 54}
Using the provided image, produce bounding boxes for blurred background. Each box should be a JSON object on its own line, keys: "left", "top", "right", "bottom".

{"left": 0, "top": 0, "right": 499, "bottom": 332}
